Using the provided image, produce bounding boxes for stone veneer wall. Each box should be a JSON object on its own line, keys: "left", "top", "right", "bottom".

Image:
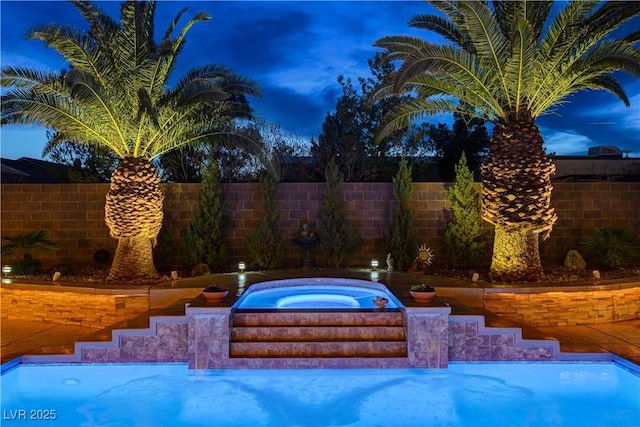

{"left": 186, "top": 306, "right": 452, "bottom": 369}
{"left": 1, "top": 182, "right": 638, "bottom": 269}
{"left": 22, "top": 310, "right": 576, "bottom": 368}
{"left": 0, "top": 287, "right": 148, "bottom": 328}
{"left": 448, "top": 315, "right": 558, "bottom": 361}
{"left": 483, "top": 285, "right": 640, "bottom": 327}
{"left": 22, "top": 316, "right": 189, "bottom": 364}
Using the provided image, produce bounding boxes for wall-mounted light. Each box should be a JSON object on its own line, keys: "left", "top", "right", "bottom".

{"left": 238, "top": 262, "right": 246, "bottom": 273}
{"left": 370, "top": 259, "right": 379, "bottom": 271}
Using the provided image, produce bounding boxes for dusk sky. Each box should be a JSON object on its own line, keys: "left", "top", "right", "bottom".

{"left": 1, "top": 0, "right": 639, "bottom": 160}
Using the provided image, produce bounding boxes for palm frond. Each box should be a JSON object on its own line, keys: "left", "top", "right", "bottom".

{"left": 409, "top": 14, "right": 470, "bottom": 49}
{"left": 579, "top": 74, "right": 630, "bottom": 106}
{"left": 457, "top": 1, "right": 510, "bottom": 106}
{"left": 374, "top": 0, "right": 639, "bottom": 135}
{"left": 3, "top": 0, "right": 258, "bottom": 163}
{"left": 375, "top": 97, "right": 461, "bottom": 143}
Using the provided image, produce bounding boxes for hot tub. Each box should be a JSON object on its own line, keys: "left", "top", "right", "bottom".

{"left": 233, "top": 277, "right": 403, "bottom": 309}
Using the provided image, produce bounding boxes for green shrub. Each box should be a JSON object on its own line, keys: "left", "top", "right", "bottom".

{"left": 319, "top": 160, "right": 358, "bottom": 268}
{"left": 585, "top": 227, "right": 637, "bottom": 269}
{"left": 246, "top": 173, "right": 284, "bottom": 269}
{"left": 385, "top": 158, "right": 418, "bottom": 271}
{"left": 444, "top": 152, "right": 485, "bottom": 269}
{"left": 184, "top": 158, "right": 228, "bottom": 272}
{"left": 1, "top": 230, "right": 58, "bottom": 275}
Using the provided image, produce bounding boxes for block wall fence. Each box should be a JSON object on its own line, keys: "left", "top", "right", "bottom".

{"left": 1, "top": 182, "right": 638, "bottom": 270}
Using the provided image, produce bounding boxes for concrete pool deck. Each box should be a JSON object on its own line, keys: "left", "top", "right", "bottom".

{"left": 2, "top": 269, "right": 640, "bottom": 366}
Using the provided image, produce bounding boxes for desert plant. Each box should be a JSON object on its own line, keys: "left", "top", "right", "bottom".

{"left": 585, "top": 228, "right": 638, "bottom": 269}
{"left": 385, "top": 157, "right": 418, "bottom": 271}
{"left": 246, "top": 173, "right": 284, "bottom": 269}
{"left": 374, "top": 0, "right": 640, "bottom": 281}
{"left": 185, "top": 158, "right": 228, "bottom": 272}
{"left": 1, "top": 1, "right": 262, "bottom": 281}
{"left": 445, "top": 153, "right": 485, "bottom": 269}
{"left": 319, "top": 160, "right": 358, "bottom": 268}
{"left": 1, "top": 230, "right": 58, "bottom": 275}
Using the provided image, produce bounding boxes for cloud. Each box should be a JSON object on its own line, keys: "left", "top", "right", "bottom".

{"left": 541, "top": 130, "right": 594, "bottom": 156}
{"left": 579, "top": 92, "right": 640, "bottom": 133}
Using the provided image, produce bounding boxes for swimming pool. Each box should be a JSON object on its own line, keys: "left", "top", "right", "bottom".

{"left": 2, "top": 362, "right": 638, "bottom": 426}
{"left": 234, "top": 277, "right": 403, "bottom": 309}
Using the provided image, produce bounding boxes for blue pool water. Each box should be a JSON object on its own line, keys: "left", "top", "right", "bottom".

{"left": 2, "top": 362, "right": 638, "bottom": 426}
{"left": 234, "top": 278, "right": 402, "bottom": 309}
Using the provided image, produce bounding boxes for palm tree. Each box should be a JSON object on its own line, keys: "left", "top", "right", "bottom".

{"left": 374, "top": 0, "right": 640, "bottom": 281}
{"left": 1, "top": 1, "right": 262, "bottom": 281}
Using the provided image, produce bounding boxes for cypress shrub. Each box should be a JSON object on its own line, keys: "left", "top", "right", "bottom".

{"left": 385, "top": 158, "right": 418, "bottom": 271}
{"left": 246, "top": 173, "right": 284, "bottom": 269}
{"left": 319, "top": 160, "right": 357, "bottom": 268}
{"left": 445, "top": 152, "right": 485, "bottom": 268}
{"left": 184, "top": 158, "right": 228, "bottom": 272}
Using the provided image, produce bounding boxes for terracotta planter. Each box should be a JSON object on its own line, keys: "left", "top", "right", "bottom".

{"left": 410, "top": 290, "right": 436, "bottom": 303}
{"left": 202, "top": 290, "right": 229, "bottom": 303}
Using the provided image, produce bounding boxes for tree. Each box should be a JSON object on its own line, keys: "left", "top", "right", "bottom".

{"left": 246, "top": 173, "right": 284, "bottom": 269}
{"left": 385, "top": 158, "right": 418, "bottom": 271}
{"left": 185, "top": 158, "right": 228, "bottom": 272}
{"left": 1, "top": 1, "right": 261, "bottom": 281}
{"left": 445, "top": 153, "right": 485, "bottom": 269}
{"left": 374, "top": 0, "right": 640, "bottom": 281}
{"left": 428, "top": 112, "right": 490, "bottom": 182}
{"left": 311, "top": 54, "right": 410, "bottom": 182}
{"left": 319, "top": 160, "right": 358, "bottom": 267}
{"left": 45, "top": 130, "right": 118, "bottom": 182}
{"left": 158, "top": 119, "right": 298, "bottom": 183}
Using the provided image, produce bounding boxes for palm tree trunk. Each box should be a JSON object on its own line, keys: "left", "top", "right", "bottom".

{"left": 108, "top": 236, "right": 158, "bottom": 281}
{"left": 490, "top": 224, "right": 543, "bottom": 282}
{"left": 105, "top": 157, "right": 163, "bottom": 282}
{"left": 481, "top": 119, "right": 557, "bottom": 282}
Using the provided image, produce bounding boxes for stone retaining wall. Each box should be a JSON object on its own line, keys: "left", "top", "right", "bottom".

{"left": 0, "top": 287, "right": 149, "bottom": 328}
{"left": 483, "top": 284, "right": 640, "bottom": 327}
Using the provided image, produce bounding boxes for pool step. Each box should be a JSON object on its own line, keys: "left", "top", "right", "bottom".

{"left": 230, "top": 310, "right": 407, "bottom": 358}
{"left": 230, "top": 341, "right": 407, "bottom": 358}
{"left": 232, "top": 326, "right": 405, "bottom": 342}
{"left": 232, "top": 311, "right": 404, "bottom": 326}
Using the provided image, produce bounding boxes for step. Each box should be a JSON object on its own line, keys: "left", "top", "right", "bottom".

{"left": 230, "top": 341, "right": 408, "bottom": 358}
{"left": 231, "top": 325, "right": 405, "bottom": 342}
{"left": 232, "top": 310, "right": 404, "bottom": 327}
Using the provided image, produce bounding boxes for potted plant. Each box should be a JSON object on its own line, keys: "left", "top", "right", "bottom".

{"left": 410, "top": 284, "right": 436, "bottom": 303}
{"left": 202, "top": 285, "right": 229, "bottom": 303}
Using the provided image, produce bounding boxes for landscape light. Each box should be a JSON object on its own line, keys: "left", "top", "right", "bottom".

{"left": 370, "top": 259, "right": 379, "bottom": 271}
{"left": 2, "top": 265, "right": 11, "bottom": 277}
{"left": 238, "top": 262, "right": 246, "bottom": 272}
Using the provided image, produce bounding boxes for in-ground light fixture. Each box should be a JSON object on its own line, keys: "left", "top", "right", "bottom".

{"left": 2, "top": 265, "right": 12, "bottom": 284}
{"left": 2, "top": 265, "right": 11, "bottom": 278}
